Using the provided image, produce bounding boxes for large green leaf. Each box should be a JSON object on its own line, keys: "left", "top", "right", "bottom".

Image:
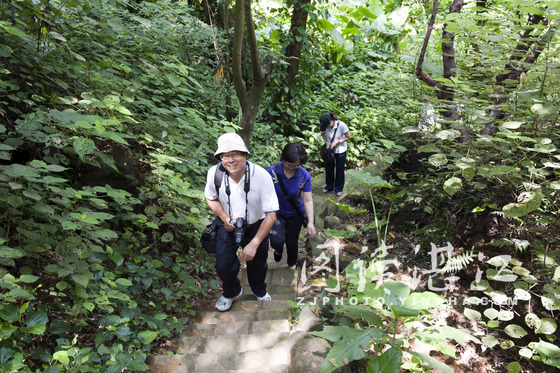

{"left": 407, "top": 351, "right": 453, "bottom": 373}
{"left": 417, "top": 143, "right": 439, "bottom": 153}
{"left": 0, "top": 305, "right": 21, "bottom": 323}
{"left": 137, "top": 330, "right": 159, "bottom": 344}
{"left": 0, "top": 246, "right": 26, "bottom": 259}
{"left": 443, "top": 177, "right": 462, "bottom": 196}
{"left": 73, "top": 138, "right": 96, "bottom": 160}
{"left": 0, "top": 325, "right": 18, "bottom": 340}
{"left": 478, "top": 165, "right": 516, "bottom": 177}
{"left": 367, "top": 347, "right": 402, "bottom": 373}
{"left": 327, "top": 199, "right": 367, "bottom": 213}
{"left": 428, "top": 153, "right": 448, "bottom": 167}
{"left": 126, "top": 360, "right": 149, "bottom": 371}
{"left": 536, "top": 318, "right": 557, "bottom": 335}
{"left": 347, "top": 170, "right": 391, "bottom": 188}
{"left": 541, "top": 294, "right": 560, "bottom": 311}
{"left": 504, "top": 324, "right": 527, "bottom": 339}
{"left": 320, "top": 328, "right": 381, "bottom": 372}
{"left": 502, "top": 191, "right": 542, "bottom": 218}
{"left": 529, "top": 340, "right": 560, "bottom": 368}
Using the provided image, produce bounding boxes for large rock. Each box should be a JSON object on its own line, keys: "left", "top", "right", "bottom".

{"left": 290, "top": 336, "right": 331, "bottom": 373}
{"left": 298, "top": 306, "right": 323, "bottom": 333}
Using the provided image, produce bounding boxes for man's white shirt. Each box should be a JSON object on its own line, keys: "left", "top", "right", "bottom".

{"left": 204, "top": 161, "right": 279, "bottom": 224}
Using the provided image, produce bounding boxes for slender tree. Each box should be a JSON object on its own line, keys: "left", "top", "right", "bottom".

{"left": 416, "top": 0, "right": 467, "bottom": 140}
{"left": 485, "top": 12, "right": 557, "bottom": 134}
{"left": 231, "top": 0, "right": 276, "bottom": 146}
{"left": 269, "top": 0, "right": 311, "bottom": 134}
{"left": 417, "top": 1, "right": 557, "bottom": 139}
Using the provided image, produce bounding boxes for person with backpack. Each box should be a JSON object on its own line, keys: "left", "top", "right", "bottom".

{"left": 204, "top": 133, "right": 279, "bottom": 312}
{"left": 320, "top": 112, "right": 351, "bottom": 196}
{"left": 267, "top": 143, "right": 317, "bottom": 269}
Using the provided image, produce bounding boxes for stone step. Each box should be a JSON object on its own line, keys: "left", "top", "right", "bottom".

{"left": 192, "top": 346, "right": 290, "bottom": 371}
{"left": 191, "top": 368, "right": 290, "bottom": 373}
{"left": 200, "top": 331, "right": 289, "bottom": 354}
{"left": 177, "top": 330, "right": 290, "bottom": 356}
{"left": 181, "top": 319, "right": 292, "bottom": 343}
{"left": 240, "top": 267, "right": 299, "bottom": 289}
{"left": 148, "top": 266, "right": 298, "bottom": 373}
{"left": 236, "top": 287, "right": 297, "bottom": 301}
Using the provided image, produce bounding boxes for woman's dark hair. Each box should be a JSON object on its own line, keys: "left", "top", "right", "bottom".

{"left": 280, "top": 143, "right": 308, "bottom": 165}
{"left": 320, "top": 112, "right": 338, "bottom": 131}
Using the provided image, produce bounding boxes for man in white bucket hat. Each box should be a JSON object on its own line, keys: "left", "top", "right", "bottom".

{"left": 204, "top": 133, "right": 279, "bottom": 311}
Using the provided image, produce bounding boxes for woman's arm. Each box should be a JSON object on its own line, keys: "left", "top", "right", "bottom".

{"left": 302, "top": 191, "right": 317, "bottom": 238}
{"left": 333, "top": 130, "right": 351, "bottom": 147}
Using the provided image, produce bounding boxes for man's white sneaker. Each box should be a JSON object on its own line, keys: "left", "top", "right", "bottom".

{"left": 256, "top": 292, "right": 271, "bottom": 301}
{"left": 215, "top": 289, "right": 243, "bottom": 312}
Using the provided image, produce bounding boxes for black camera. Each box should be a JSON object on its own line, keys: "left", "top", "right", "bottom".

{"left": 230, "top": 218, "right": 245, "bottom": 244}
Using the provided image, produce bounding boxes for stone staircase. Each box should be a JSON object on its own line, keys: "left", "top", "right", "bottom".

{"left": 148, "top": 254, "right": 299, "bottom": 373}
{"left": 148, "top": 173, "right": 343, "bottom": 373}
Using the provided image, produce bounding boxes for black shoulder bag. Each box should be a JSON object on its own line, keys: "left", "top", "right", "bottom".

{"left": 200, "top": 162, "right": 226, "bottom": 254}
{"left": 320, "top": 123, "right": 338, "bottom": 164}
{"left": 274, "top": 164, "right": 309, "bottom": 226}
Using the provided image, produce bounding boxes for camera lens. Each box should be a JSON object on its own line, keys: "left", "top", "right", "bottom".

{"left": 232, "top": 218, "right": 244, "bottom": 244}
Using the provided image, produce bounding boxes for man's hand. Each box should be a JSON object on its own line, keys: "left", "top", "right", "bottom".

{"left": 238, "top": 242, "right": 258, "bottom": 261}
{"left": 224, "top": 219, "right": 236, "bottom": 232}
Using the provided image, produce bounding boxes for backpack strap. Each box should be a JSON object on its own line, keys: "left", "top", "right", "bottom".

{"left": 214, "top": 161, "right": 226, "bottom": 196}
{"left": 211, "top": 162, "right": 251, "bottom": 226}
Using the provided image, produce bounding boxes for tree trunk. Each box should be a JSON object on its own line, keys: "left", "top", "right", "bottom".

{"left": 439, "top": 0, "right": 463, "bottom": 136}
{"left": 269, "top": 0, "right": 310, "bottom": 134}
{"left": 484, "top": 14, "right": 553, "bottom": 134}
{"left": 416, "top": 0, "right": 468, "bottom": 140}
{"left": 284, "top": 0, "right": 309, "bottom": 88}
{"left": 231, "top": 0, "right": 275, "bottom": 147}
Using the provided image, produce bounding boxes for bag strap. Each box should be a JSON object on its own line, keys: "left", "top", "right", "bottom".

{"left": 326, "top": 122, "right": 339, "bottom": 152}
{"left": 223, "top": 161, "right": 250, "bottom": 226}
{"left": 214, "top": 161, "right": 226, "bottom": 196}
{"left": 274, "top": 164, "right": 306, "bottom": 221}
{"left": 329, "top": 123, "right": 338, "bottom": 144}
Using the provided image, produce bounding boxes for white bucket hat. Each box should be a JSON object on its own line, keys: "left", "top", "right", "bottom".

{"left": 214, "top": 133, "right": 250, "bottom": 159}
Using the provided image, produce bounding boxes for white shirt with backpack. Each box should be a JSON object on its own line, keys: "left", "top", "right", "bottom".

{"left": 204, "top": 161, "right": 279, "bottom": 225}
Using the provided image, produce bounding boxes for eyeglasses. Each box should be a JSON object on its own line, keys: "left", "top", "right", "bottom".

{"left": 284, "top": 161, "right": 300, "bottom": 170}
{"left": 220, "top": 151, "right": 245, "bottom": 160}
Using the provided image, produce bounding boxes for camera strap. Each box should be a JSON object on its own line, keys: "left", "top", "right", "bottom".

{"left": 224, "top": 161, "right": 250, "bottom": 226}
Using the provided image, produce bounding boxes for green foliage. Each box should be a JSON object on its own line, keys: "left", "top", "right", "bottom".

{"left": 311, "top": 257, "right": 479, "bottom": 373}
{"left": 0, "top": 0, "right": 223, "bottom": 371}
{"left": 1, "top": 0, "right": 560, "bottom": 371}
{"left": 464, "top": 256, "right": 560, "bottom": 371}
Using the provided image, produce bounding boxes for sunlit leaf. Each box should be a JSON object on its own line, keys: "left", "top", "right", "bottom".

{"left": 502, "top": 191, "right": 542, "bottom": 218}
{"left": 428, "top": 153, "right": 448, "bottom": 167}
{"left": 138, "top": 330, "right": 159, "bottom": 344}
{"left": 481, "top": 335, "right": 499, "bottom": 348}
{"left": 443, "top": 177, "right": 462, "bottom": 196}
{"left": 504, "top": 324, "right": 527, "bottom": 338}
{"left": 536, "top": 318, "right": 557, "bottom": 335}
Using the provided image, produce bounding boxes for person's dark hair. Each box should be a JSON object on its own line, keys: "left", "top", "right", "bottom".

{"left": 320, "top": 112, "right": 338, "bottom": 131}
{"left": 280, "top": 143, "right": 308, "bottom": 165}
